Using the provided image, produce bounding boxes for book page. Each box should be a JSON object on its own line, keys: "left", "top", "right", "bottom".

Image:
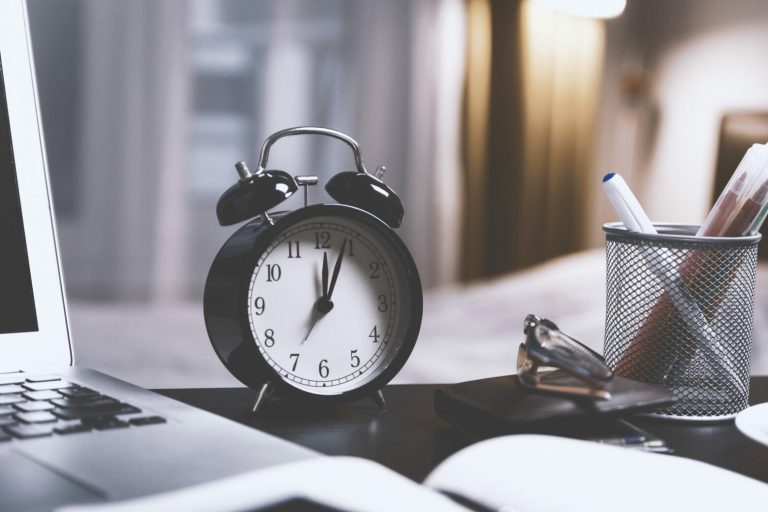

{"left": 425, "top": 434, "right": 768, "bottom": 511}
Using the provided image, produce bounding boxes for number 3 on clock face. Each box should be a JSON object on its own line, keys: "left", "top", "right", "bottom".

{"left": 246, "top": 211, "right": 419, "bottom": 396}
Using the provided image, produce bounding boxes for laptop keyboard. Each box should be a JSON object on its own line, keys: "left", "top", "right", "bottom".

{"left": 0, "top": 374, "right": 165, "bottom": 443}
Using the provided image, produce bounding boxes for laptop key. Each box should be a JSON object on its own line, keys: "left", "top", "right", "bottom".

{"left": 52, "top": 396, "right": 118, "bottom": 409}
{"left": 25, "top": 375, "right": 61, "bottom": 383}
{"left": 0, "top": 416, "right": 17, "bottom": 427}
{"left": 23, "top": 380, "right": 73, "bottom": 391}
{"left": 129, "top": 416, "right": 166, "bottom": 426}
{"left": 15, "top": 411, "right": 57, "bottom": 423}
{"left": 15, "top": 401, "right": 55, "bottom": 412}
{"left": 23, "top": 390, "right": 62, "bottom": 401}
{"left": 0, "top": 385, "right": 25, "bottom": 394}
{"left": 58, "top": 387, "right": 99, "bottom": 398}
{"left": 0, "top": 405, "right": 15, "bottom": 416}
{"left": 83, "top": 416, "right": 130, "bottom": 430}
{"left": 0, "top": 394, "right": 25, "bottom": 405}
{"left": 53, "top": 404, "right": 140, "bottom": 420}
{"left": 0, "top": 430, "right": 10, "bottom": 442}
{"left": 5, "top": 423, "right": 54, "bottom": 439}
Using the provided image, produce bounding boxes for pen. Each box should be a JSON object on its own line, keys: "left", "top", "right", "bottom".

{"left": 589, "top": 422, "right": 672, "bottom": 453}
{"left": 591, "top": 434, "right": 645, "bottom": 446}
{"left": 602, "top": 173, "right": 656, "bottom": 234}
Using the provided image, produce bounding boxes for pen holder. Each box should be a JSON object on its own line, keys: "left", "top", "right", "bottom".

{"left": 603, "top": 223, "right": 760, "bottom": 420}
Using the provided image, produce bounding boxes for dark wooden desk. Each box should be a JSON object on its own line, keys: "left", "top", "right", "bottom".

{"left": 157, "top": 377, "right": 768, "bottom": 483}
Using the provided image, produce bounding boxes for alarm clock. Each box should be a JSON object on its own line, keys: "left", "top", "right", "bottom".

{"left": 204, "top": 127, "right": 423, "bottom": 413}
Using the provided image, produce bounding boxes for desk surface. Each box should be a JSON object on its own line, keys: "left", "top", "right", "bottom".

{"left": 157, "top": 377, "right": 768, "bottom": 483}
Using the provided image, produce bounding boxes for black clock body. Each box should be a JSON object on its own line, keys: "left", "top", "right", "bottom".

{"left": 203, "top": 203, "right": 423, "bottom": 403}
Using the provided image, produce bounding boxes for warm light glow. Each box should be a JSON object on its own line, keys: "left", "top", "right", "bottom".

{"left": 537, "top": 0, "right": 626, "bottom": 19}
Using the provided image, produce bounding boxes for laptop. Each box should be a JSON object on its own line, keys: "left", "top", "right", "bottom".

{"left": 0, "top": 2, "right": 316, "bottom": 511}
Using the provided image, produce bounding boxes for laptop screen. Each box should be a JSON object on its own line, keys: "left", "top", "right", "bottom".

{"left": 0, "top": 54, "right": 39, "bottom": 334}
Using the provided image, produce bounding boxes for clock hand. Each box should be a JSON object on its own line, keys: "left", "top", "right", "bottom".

{"left": 322, "top": 252, "right": 329, "bottom": 298}
{"left": 304, "top": 297, "right": 334, "bottom": 342}
{"left": 305, "top": 252, "right": 336, "bottom": 342}
{"left": 326, "top": 239, "right": 347, "bottom": 300}
{"left": 304, "top": 294, "right": 335, "bottom": 340}
{"left": 303, "top": 309, "right": 321, "bottom": 342}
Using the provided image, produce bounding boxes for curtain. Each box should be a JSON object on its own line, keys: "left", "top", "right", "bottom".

{"left": 460, "top": 0, "right": 605, "bottom": 281}
{"left": 403, "top": 0, "right": 466, "bottom": 287}
{"left": 32, "top": 0, "right": 466, "bottom": 302}
{"left": 43, "top": 0, "right": 191, "bottom": 301}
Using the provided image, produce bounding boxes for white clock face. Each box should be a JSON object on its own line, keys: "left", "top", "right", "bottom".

{"left": 247, "top": 214, "right": 409, "bottom": 395}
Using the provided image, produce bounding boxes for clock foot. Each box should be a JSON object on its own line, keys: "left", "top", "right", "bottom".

{"left": 370, "top": 390, "right": 386, "bottom": 409}
{"left": 252, "top": 382, "right": 274, "bottom": 414}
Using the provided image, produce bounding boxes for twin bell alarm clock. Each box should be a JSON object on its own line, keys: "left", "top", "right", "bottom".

{"left": 203, "top": 127, "right": 423, "bottom": 413}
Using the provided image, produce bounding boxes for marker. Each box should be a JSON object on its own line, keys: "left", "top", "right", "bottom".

{"left": 747, "top": 197, "right": 768, "bottom": 235}
{"left": 699, "top": 143, "right": 768, "bottom": 237}
{"left": 726, "top": 179, "right": 768, "bottom": 236}
{"left": 698, "top": 173, "right": 747, "bottom": 237}
{"left": 602, "top": 173, "right": 656, "bottom": 234}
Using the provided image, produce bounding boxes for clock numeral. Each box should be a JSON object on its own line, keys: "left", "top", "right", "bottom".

{"left": 319, "top": 359, "right": 329, "bottom": 378}
{"left": 266, "top": 264, "right": 282, "bottom": 282}
{"left": 350, "top": 349, "right": 360, "bottom": 368}
{"left": 369, "top": 261, "right": 380, "bottom": 279}
{"left": 264, "top": 328, "right": 275, "bottom": 347}
{"left": 346, "top": 239, "right": 355, "bottom": 257}
{"left": 314, "top": 231, "right": 331, "bottom": 249}
{"left": 287, "top": 240, "right": 301, "bottom": 259}
{"left": 369, "top": 326, "right": 381, "bottom": 343}
{"left": 377, "top": 294, "right": 389, "bottom": 312}
{"left": 253, "top": 297, "right": 265, "bottom": 315}
{"left": 289, "top": 353, "right": 300, "bottom": 372}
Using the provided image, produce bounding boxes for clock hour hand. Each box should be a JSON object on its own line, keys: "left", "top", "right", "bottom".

{"left": 321, "top": 251, "right": 329, "bottom": 299}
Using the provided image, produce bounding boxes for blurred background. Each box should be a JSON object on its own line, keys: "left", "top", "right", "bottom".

{"left": 25, "top": 0, "right": 768, "bottom": 387}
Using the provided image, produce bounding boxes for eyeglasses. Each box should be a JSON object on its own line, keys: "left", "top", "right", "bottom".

{"left": 517, "top": 314, "right": 614, "bottom": 400}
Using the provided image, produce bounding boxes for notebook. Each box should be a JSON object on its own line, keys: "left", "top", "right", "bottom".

{"left": 433, "top": 373, "right": 676, "bottom": 440}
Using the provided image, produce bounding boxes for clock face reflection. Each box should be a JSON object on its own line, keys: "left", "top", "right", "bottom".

{"left": 247, "top": 214, "right": 408, "bottom": 395}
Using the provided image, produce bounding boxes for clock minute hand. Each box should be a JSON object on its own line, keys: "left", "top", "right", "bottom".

{"left": 303, "top": 309, "right": 322, "bottom": 342}
{"left": 326, "top": 239, "right": 347, "bottom": 300}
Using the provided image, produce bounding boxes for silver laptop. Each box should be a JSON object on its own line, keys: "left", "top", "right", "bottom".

{"left": 0, "top": 2, "right": 316, "bottom": 511}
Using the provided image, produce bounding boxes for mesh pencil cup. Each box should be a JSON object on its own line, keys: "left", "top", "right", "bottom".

{"left": 603, "top": 223, "right": 760, "bottom": 421}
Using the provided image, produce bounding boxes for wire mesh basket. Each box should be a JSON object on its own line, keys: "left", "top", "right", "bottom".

{"left": 603, "top": 223, "right": 760, "bottom": 420}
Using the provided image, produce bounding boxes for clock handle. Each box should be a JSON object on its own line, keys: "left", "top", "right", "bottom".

{"left": 256, "top": 126, "right": 369, "bottom": 175}
{"left": 251, "top": 126, "right": 405, "bottom": 228}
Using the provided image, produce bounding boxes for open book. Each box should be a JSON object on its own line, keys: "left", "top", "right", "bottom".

{"left": 60, "top": 434, "right": 768, "bottom": 512}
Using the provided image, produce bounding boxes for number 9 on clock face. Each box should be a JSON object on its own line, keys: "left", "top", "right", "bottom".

{"left": 244, "top": 206, "right": 421, "bottom": 397}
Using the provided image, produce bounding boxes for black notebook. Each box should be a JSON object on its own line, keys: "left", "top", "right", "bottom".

{"left": 434, "top": 372, "right": 676, "bottom": 440}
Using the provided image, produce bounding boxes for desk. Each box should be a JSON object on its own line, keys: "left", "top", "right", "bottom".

{"left": 157, "top": 377, "right": 768, "bottom": 483}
